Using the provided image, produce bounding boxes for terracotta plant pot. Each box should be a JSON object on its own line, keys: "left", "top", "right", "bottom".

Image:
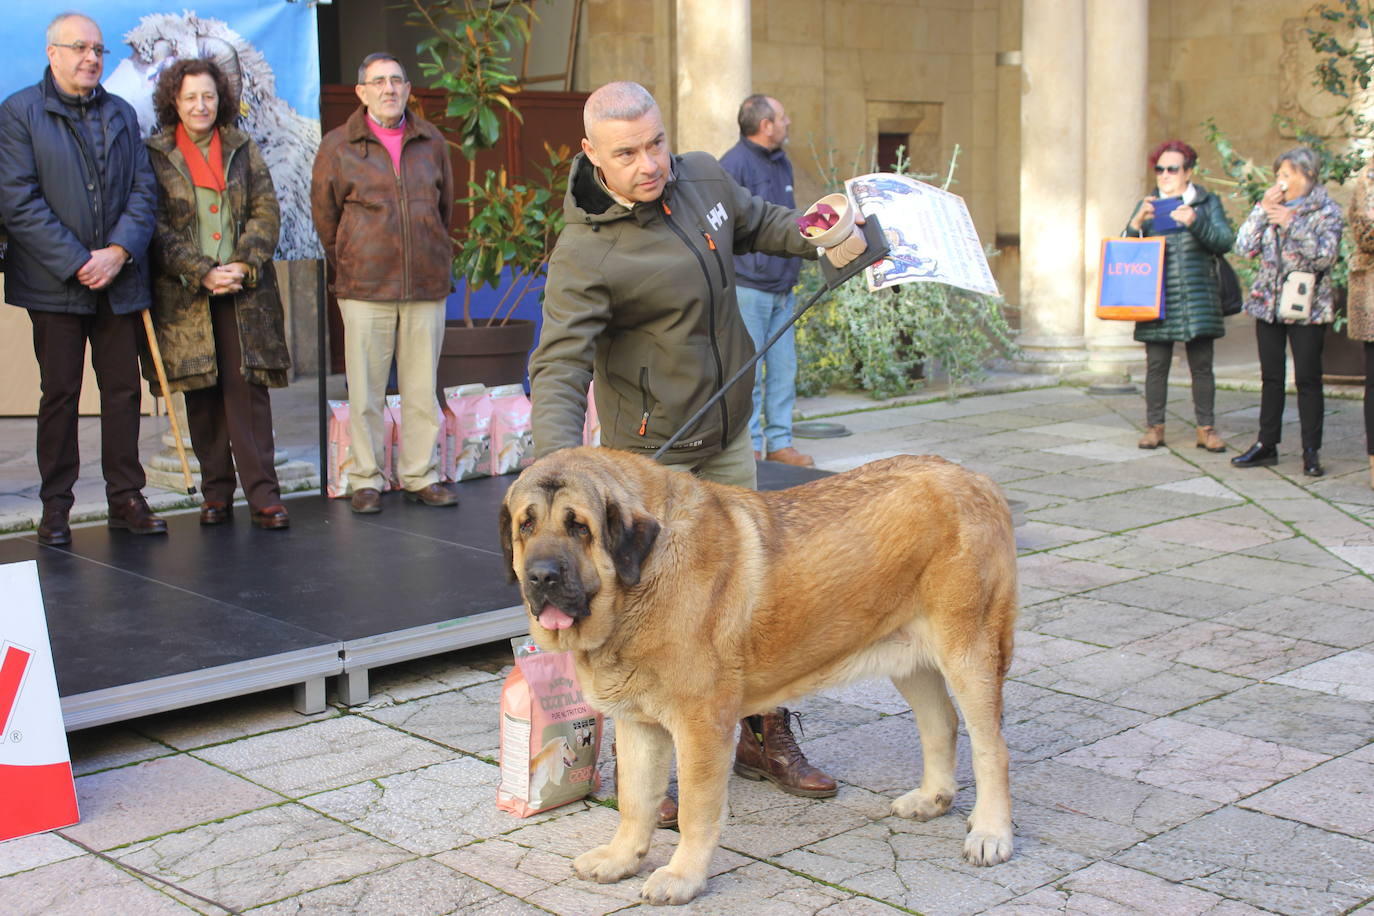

{"left": 436, "top": 319, "right": 537, "bottom": 394}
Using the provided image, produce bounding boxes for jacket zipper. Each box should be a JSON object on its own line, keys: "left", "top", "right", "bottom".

{"left": 700, "top": 229, "right": 727, "bottom": 289}
{"left": 395, "top": 142, "right": 412, "bottom": 300}
{"left": 61, "top": 117, "right": 104, "bottom": 250}
{"left": 659, "top": 200, "right": 729, "bottom": 449}
{"left": 638, "top": 367, "right": 650, "bottom": 436}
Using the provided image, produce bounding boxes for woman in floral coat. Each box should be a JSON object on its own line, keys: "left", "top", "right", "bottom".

{"left": 145, "top": 58, "right": 292, "bottom": 528}
{"left": 1230, "top": 146, "right": 1345, "bottom": 478}
{"left": 1346, "top": 163, "right": 1374, "bottom": 489}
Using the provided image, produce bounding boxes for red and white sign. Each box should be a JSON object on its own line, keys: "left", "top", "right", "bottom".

{"left": 1, "top": 560, "right": 78, "bottom": 841}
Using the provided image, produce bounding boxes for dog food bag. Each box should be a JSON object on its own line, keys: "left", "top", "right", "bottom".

{"left": 441, "top": 384, "right": 492, "bottom": 482}
{"left": 382, "top": 395, "right": 402, "bottom": 491}
{"left": 490, "top": 384, "right": 534, "bottom": 476}
{"left": 583, "top": 380, "right": 601, "bottom": 447}
{"left": 326, "top": 400, "right": 353, "bottom": 498}
{"left": 497, "top": 637, "right": 603, "bottom": 817}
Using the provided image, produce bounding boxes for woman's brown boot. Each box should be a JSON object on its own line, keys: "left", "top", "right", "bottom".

{"left": 1196, "top": 426, "right": 1226, "bottom": 453}
{"left": 1138, "top": 424, "right": 1166, "bottom": 449}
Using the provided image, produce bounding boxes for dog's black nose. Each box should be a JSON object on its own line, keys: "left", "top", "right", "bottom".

{"left": 525, "top": 557, "right": 564, "bottom": 588}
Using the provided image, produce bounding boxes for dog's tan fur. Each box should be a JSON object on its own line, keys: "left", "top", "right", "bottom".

{"left": 499, "top": 447, "right": 1017, "bottom": 905}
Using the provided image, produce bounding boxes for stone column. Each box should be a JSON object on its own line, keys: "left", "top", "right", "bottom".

{"left": 674, "top": 0, "right": 751, "bottom": 157}
{"left": 1017, "top": 0, "right": 1087, "bottom": 371}
{"left": 1082, "top": 0, "right": 1149, "bottom": 381}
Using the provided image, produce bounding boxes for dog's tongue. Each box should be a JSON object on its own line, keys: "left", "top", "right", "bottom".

{"left": 538, "top": 603, "right": 575, "bottom": 631}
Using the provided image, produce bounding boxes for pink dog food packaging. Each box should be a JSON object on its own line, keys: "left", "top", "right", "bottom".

{"left": 489, "top": 384, "right": 534, "bottom": 476}
{"left": 497, "top": 637, "right": 603, "bottom": 817}
{"left": 441, "top": 384, "right": 492, "bottom": 482}
{"left": 326, "top": 400, "right": 354, "bottom": 498}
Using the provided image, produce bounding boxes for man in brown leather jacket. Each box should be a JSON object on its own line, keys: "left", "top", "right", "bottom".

{"left": 310, "top": 52, "right": 456, "bottom": 514}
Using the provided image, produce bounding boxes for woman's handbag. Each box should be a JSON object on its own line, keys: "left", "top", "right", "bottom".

{"left": 1277, "top": 269, "right": 1317, "bottom": 321}
{"left": 1095, "top": 237, "right": 1166, "bottom": 321}
{"left": 1214, "top": 256, "right": 1243, "bottom": 316}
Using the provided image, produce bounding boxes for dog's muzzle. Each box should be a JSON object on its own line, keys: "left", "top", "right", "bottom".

{"left": 522, "top": 554, "right": 591, "bottom": 629}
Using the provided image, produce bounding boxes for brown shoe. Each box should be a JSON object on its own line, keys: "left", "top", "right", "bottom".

{"left": 734, "top": 709, "right": 837, "bottom": 797}
{"left": 764, "top": 446, "right": 815, "bottom": 467}
{"left": 199, "top": 501, "right": 232, "bottom": 525}
{"left": 108, "top": 495, "right": 168, "bottom": 535}
{"left": 404, "top": 482, "right": 458, "bottom": 507}
{"left": 37, "top": 505, "right": 71, "bottom": 546}
{"left": 611, "top": 742, "right": 679, "bottom": 828}
{"left": 351, "top": 487, "right": 382, "bottom": 514}
{"left": 251, "top": 505, "right": 290, "bottom": 530}
{"left": 1196, "top": 426, "right": 1226, "bottom": 453}
{"left": 1138, "top": 424, "right": 1166, "bottom": 449}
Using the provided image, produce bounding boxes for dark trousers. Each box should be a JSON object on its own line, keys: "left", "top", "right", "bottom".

{"left": 1364, "top": 341, "right": 1374, "bottom": 455}
{"left": 29, "top": 298, "right": 146, "bottom": 511}
{"left": 184, "top": 296, "right": 281, "bottom": 509}
{"left": 1144, "top": 338, "right": 1215, "bottom": 427}
{"left": 1255, "top": 319, "right": 1325, "bottom": 450}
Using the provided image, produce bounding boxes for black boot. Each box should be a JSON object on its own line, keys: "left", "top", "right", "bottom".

{"left": 1302, "top": 448, "right": 1324, "bottom": 477}
{"left": 1231, "top": 442, "right": 1278, "bottom": 468}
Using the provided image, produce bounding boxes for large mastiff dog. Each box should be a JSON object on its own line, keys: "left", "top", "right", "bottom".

{"left": 499, "top": 447, "right": 1017, "bottom": 905}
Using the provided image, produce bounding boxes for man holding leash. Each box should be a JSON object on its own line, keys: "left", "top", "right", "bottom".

{"left": 529, "top": 81, "right": 865, "bottom": 817}
{"left": 0, "top": 11, "right": 165, "bottom": 545}
{"left": 720, "top": 93, "right": 814, "bottom": 468}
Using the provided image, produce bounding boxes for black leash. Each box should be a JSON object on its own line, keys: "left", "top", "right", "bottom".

{"left": 652, "top": 216, "right": 889, "bottom": 461}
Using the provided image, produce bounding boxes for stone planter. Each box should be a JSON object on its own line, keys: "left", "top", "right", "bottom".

{"left": 436, "top": 318, "right": 537, "bottom": 393}
{"left": 1323, "top": 324, "right": 1366, "bottom": 384}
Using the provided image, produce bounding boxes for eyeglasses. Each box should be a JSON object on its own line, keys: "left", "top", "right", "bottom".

{"left": 363, "top": 76, "right": 408, "bottom": 89}
{"left": 1154, "top": 164, "right": 1185, "bottom": 174}
{"left": 51, "top": 41, "right": 108, "bottom": 58}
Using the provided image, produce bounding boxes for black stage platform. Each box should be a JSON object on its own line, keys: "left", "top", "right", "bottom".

{"left": 0, "top": 462, "right": 826, "bottom": 730}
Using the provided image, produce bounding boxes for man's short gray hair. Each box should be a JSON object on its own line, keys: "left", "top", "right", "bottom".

{"left": 584, "top": 81, "right": 658, "bottom": 137}
{"left": 357, "top": 52, "right": 406, "bottom": 85}
{"left": 737, "top": 94, "right": 776, "bottom": 137}
{"left": 47, "top": 11, "right": 98, "bottom": 45}
{"left": 1274, "top": 146, "right": 1322, "bottom": 185}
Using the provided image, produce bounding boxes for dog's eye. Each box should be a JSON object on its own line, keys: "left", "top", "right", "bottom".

{"left": 568, "top": 520, "right": 590, "bottom": 538}
{"left": 519, "top": 518, "right": 535, "bottom": 536}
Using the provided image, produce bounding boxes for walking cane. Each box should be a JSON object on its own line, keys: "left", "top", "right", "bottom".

{"left": 653, "top": 216, "right": 889, "bottom": 461}
{"left": 141, "top": 310, "right": 197, "bottom": 495}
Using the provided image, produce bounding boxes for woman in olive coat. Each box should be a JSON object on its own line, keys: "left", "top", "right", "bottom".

{"left": 1124, "top": 140, "right": 1235, "bottom": 453}
{"left": 145, "top": 58, "right": 292, "bottom": 529}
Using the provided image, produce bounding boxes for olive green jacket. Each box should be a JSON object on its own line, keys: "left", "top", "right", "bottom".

{"left": 145, "top": 125, "right": 290, "bottom": 391}
{"left": 530, "top": 151, "right": 817, "bottom": 462}
{"left": 1124, "top": 185, "right": 1234, "bottom": 343}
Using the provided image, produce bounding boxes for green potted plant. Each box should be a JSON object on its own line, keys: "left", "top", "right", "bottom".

{"left": 403, "top": 0, "right": 568, "bottom": 388}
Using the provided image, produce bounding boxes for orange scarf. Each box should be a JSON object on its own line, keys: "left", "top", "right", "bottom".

{"left": 174, "top": 123, "right": 225, "bottom": 193}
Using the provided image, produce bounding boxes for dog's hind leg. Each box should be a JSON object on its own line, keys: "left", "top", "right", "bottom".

{"left": 942, "top": 663, "right": 1013, "bottom": 866}
{"left": 890, "top": 665, "right": 958, "bottom": 822}
{"left": 573, "top": 717, "right": 671, "bottom": 885}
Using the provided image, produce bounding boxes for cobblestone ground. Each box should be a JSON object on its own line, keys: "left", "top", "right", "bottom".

{"left": 1, "top": 381, "right": 1371, "bottom": 915}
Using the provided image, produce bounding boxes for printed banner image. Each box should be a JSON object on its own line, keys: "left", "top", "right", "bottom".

{"left": 0, "top": 2, "right": 322, "bottom": 260}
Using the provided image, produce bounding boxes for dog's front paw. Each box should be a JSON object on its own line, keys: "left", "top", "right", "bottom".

{"left": 891, "top": 787, "right": 954, "bottom": 821}
{"left": 641, "top": 865, "right": 707, "bottom": 906}
{"left": 573, "top": 844, "right": 644, "bottom": 884}
{"left": 963, "top": 827, "right": 1013, "bottom": 866}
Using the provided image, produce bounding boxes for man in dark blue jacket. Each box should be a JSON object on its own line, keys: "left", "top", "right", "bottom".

{"left": 0, "top": 12, "right": 164, "bottom": 544}
{"left": 720, "top": 94, "right": 813, "bottom": 468}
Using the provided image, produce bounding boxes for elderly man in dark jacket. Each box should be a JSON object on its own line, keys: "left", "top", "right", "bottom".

{"left": 0, "top": 11, "right": 164, "bottom": 545}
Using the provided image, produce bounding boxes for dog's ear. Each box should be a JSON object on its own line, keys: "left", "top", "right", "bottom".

{"left": 498, "top": 503, "right": 517, "bottom": 584}
{"left": 602, "top": 498, "right": 660, "bottom": 586}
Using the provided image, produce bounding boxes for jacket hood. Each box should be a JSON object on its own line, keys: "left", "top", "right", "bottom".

{"left": 564, "top": 152, "right": 678, "bottom": 227}
{"left": 1288, "top": 183, "right": 1334, "bottom": 216}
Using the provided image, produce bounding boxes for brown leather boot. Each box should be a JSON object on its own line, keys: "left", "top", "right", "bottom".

{"left": 733, "top": 709, "right": 837, "bottom": 797}
{"left": 611, "top": 742, "right": 678, "bottom": 828}
{"left": 1137, "top": 424, "right": 1165, "bottom": 449}
{"left": 1195, "top": 426, "right": 1225, "bottom": 453}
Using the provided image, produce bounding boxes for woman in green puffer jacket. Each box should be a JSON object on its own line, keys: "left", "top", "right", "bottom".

{"left": 1124, "top": 140, "right": 1235, "bottom": 453}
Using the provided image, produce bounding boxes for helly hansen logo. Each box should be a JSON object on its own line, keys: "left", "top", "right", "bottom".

{"left": 706, "top": 202, "right": 728, "bottom": 231}
{"left": 0, "top": 642, "right": 34, "bottom": 742}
